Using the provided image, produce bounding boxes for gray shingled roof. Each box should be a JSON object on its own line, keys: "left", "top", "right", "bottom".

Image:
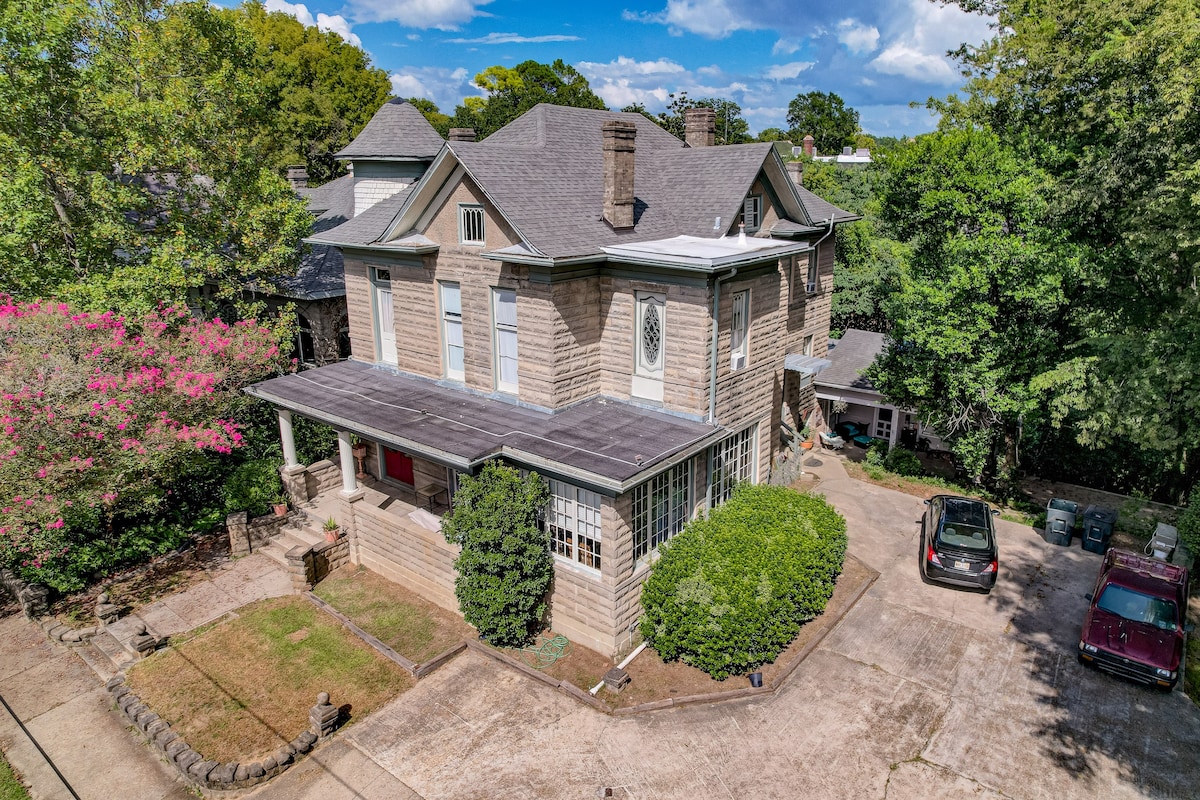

{"left": 299, "top": 173, "right": 352, "bottom": 215}
{"left": 818, "top": 329, "right": 887, "bottom": 391}
{"left": 796, "top": 185, "right": 859, "bottom": 225}
{"left": 309, "top": 188, "right": 414, "bottom": 246}
{"left": 316, "top": 103, "right": 852, "bottom": 260}
{"left": 275, "top": 175, "right": 355, "bottom": 299}
{"left": 247, "top": 360, "right": 725, "bottom": 490}
{"left": 335, "top": 99, "right": 445, "bottom": 160}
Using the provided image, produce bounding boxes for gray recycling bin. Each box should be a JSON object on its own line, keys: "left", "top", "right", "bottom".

{"left": 1081, "top": 505, "right": 1118, "bottom": 554}
{"left": 1043, "top": 498, "right": 1079, "bottom": 546}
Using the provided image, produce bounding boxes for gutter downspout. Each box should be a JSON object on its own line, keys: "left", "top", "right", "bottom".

{"left": 706, "top": 265, "right": 738, "bottom": 510}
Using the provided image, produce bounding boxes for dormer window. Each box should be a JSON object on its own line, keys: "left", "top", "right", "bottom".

{"left": 458, "top": 204, "right": 485, "bottom": 245}
{"left": 741, "top": 195, "right": 762, "bottom": 233}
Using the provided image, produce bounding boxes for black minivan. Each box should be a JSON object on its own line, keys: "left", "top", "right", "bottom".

{"left": 920, "top": 495, "right": 1000, "bottom": 591}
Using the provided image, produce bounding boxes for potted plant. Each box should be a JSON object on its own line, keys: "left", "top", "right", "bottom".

{"left": 799, "top": 425, "right": 814, "bottom": 450}
{"left": 272, "top": 493, "right": 289, "bottom": 517}
{"left": 323, "top": 516, "right": 340, "bottom": 542}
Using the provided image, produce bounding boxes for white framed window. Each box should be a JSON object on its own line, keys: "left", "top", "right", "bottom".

{"left": 741, "top": 195, "right": 762, "bottom": 232}
{"left": 371, "top": 267, "right": 397, "bottom": 366}
{"left": 710, "top": 426, "right": 756, "bottom": 506}
{"left": 547, "top": 480, "right": 602, "bottom": 572}
{"left": 730, "top": 290, "right": 749, "bottom": 371}
{"left": 440, "top": 281, "right": 464, "bottom": 381}
{"left": 806, "top": 251, "right": 819, "bottom": 294}
{"left": 803, "top": 334, "right": 814, "bottom": 357}
{"left": 875, "top": 407, "right": 894, "bottom": 440}
{"left": 458, "top": 204, "right": 485, "bottom": 245}
{"left": 493, "top": 288, "right": 518, "bottom": 393}
{"left": 635, "top": 292, "right": 665, "bottom": 378}
{"left": 632, "top": 459, "right": 692, "bottom": 563}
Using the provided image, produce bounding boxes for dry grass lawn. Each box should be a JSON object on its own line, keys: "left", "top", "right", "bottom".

{"left": 127, "top": 595, "right": 411, "bottom": 762}
{"left": 312, "top": 567, "right": 476, "bottom": 663}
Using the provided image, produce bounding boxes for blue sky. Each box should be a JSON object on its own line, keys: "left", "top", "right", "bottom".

{"left": 257, "top": 0, "right": 996, "bottom": 140}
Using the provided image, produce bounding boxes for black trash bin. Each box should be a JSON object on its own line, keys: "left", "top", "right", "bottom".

{"left": 1043, "top": 498, "right": 1078, "bottom": 546}
{"left": 1081, "top": 505, "right": 1118, "bottom": 554}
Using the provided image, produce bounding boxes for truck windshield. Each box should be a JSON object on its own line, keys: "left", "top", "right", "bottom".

{"left": 1096, "top": 584, "right": 1178, "bottom": 631}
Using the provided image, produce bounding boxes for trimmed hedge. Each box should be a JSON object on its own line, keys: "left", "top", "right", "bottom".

{"left": 638, "top": 484, "right": 847, "bottom": 680}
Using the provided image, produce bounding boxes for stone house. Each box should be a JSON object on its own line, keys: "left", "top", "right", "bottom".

{"left": 248, "top": 100, "right": 856, "bottom": 656}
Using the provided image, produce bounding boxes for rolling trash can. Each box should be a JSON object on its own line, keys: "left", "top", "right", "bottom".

{"left": 1043, "top": 498, "right": 1079, "bottom": 546}
{"left": 1081, "top": 505, "right": 1118, "bottom": 554}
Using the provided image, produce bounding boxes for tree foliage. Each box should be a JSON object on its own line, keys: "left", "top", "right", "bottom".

{"left": 441, "top": 461, "right": 553, "bottom": 647}
{"left": 448, "top": 60, "right": 606, "bottom": 139}
{"left": 0, "top": 0, "right": 313, "bottom": 317}
{"left": 639, "top": 485, "right": 846, "bottom": 680}
{"left": 786, "top": 91, "right": 859, "bottom": 155}
{"left": 943, "top": 0, "right": 1200, "bottom": 499}
{"left": 405, "top": 97, "right": 452, "bottom": 138}
{"left": 869, "top": 127, "right": 1077, "bottom": 490}
{"left": 225, "top": 1, "right": 393, "bottom": 185}
{"left": 0, "top": 298, "right": 286, "bottom": 590}
{"left": 629, "top": 92, "right": 751, "bottom": 145}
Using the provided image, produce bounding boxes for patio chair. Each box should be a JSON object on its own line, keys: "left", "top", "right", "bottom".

{"left": 819, "top": 431, "right": 845, "bottom": 450}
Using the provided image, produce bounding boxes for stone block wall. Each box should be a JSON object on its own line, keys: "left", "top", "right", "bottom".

{"left": 352, "top": 502, "right": 460, "bottom": 613}
{"left": 304, "top": 460, "right": 343, "bottom": 499}
{"left": 107, "top": 675, "right": 328, "bottom": 792}
{"left": 0, "top": 567, "right": 48, "bottom": 619}
{"left": 226, "top": 511, "right": 289, "bottom": 558}
{"left": 285, "top": 537, "right": 350, "bottom": 593}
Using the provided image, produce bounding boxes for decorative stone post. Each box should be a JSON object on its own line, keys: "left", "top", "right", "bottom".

{"left": 95, "top": 592, "right": 120, "bottom": 626}
{"left": 309, "top": 692, "right": 339, "bottom": 740}
{"left": 129, "top": 622, "right": 159, "bottom": 658}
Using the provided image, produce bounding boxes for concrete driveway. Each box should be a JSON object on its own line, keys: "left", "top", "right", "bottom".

{"left": 259, "top": 455, "right": 1200, "bottom": 800}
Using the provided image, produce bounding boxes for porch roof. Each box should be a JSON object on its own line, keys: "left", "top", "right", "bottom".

{"left": 246, "top": 360, "right": 726, "bottom": 493}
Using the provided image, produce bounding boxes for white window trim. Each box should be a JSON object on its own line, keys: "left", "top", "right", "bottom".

{"left": 634, "top": 292, "right": 665, "bottom": 378}
{"left": 742, "top": 195, "right": 762, "bottom": 233}
{"left": 370, "top": 267, "right": 396, "bottom": 366}
{"left": 439, "top": 281, "right": 464, "bottom": 381}
{"left": 806, "top": 250, "right": 820, "bottom": 294}
{"left": 632, "top": 459, "right": 692, "bottom": 565}
{"left": 709, "top": 425, "right": 757, "bottom": 506}
{"left": 492, "top": 287, "right": 518, "bottom": 394}
{"left": 458, "top": 203, "right": 485, "bottom": 246}
{"left": 730, "top": 290, "right": 749, "bottom": 371}
{"left": 547, "top": 480, "right": 602, "bottom": 574}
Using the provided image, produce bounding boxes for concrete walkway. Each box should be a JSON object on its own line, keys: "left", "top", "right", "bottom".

{"left": 0, "top": 552, "right": 292, "bottom": 799}
{"left": 4, "top": 460, "right": 1200, "bottom": 800}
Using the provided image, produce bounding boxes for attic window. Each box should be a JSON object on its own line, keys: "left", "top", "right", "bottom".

{"left": 741, "top": 195, "right": 762, "bottom": 233}
{"left": 458, "top": 204, "right": 485, "bottom": 246}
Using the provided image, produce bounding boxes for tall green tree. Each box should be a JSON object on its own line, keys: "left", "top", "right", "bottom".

{"left": 786, "top": 91, "right": 859, "bottom": 155}
{"left": 946, "top": 0, "right": 1200, "bottom": 498}
{"left": 448, "top": 60, "right": 606, "bottom": 139}
{"left": 225, "top": 1, "right": 393, "bottom": 185}
{"left": 869, "top": 127, "right": 1077, "bottom": 490}
{"left": 0, "top": 0, "right": 311, "bottom": 317}
{"left": 623, "top": 93, "right": 751, "bottom": 144}
{"left": 441, "top": 461, "right": 553, "bottom": 647}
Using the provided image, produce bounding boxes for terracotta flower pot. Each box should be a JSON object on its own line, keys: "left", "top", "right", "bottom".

{"left": 324, "top": 528, "right": 340, "bottom": 543}
{"left": 800, "top": 440, "right": 814, "bottom": 450}
{"left": 273, "top": 503, "right": 289, "bottom": 517}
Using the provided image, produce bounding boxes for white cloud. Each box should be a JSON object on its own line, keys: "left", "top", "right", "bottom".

{"left": 868, "top": 0, "right": 990, "bottom": 85}
{"left": 577, "top": 56, "right": 687, "bottom": 80}
{"left": 836, "top": 19, "right": 879, "bottom": 55}
{"left": 444, "top": 32, "right": 582, "bottom": 44}
{"left": 388, "top": 66, "right": 472, "bottom": 111}
{"left": 577, "top": 57, "right": 687, "bottom": 109}
{"left": 771, "top": 38, "right": 800, "bottom": 55}
{"left": 623, "top": 0, "right": 763, "bottom": 39}
{"left": 406, "top": 33, "right": 421, "bottom": 41}
{"left": 263, "top": 0, "right": 361, "bottom": 46}
{"left": 763, "top": 61, "right": 814, "bottom": 81}
{"left": 347, "top": 0, "right": 493, "bottom": 29}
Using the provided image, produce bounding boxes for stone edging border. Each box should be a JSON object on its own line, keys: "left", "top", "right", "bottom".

{"left": 468, "top": 553, "right": 880, "bottom": 716}
{"left": 303, "top": 592, "right": 468, "bottom": 679}
{"left": 106, "top": 674, "right": 319, "bottom": 791}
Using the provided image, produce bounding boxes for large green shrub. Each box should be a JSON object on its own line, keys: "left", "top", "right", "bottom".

{"left": 223, "top": 458, "right": 283, "bottom": 518}
{"left": 1178, "top": 487, "right": 1200, "bottom": 558}
{"left": 442, "top": 461, "right": 553, "bottom": 647}
{"left": 639, "top": 484, "right": 848, "bottom": 680}
{"left": 884, "top": 446, "right": 923, "bottom": 477}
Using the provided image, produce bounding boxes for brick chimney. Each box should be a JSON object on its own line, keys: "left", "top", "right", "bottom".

{"left": 286, "top": 165, "right": 308, "bottom": 189}
{"left": 685, "top": 107, "right": 716, "bottom": 147}
{"left": 802, "top": 135, "right": 815, "bottom": 157}
{"left": 786, "top": 160, "right": 803, "bottom": 186}
{"left": 448, "top": 128, "right": 476, "bottom": 142}
{"left": 602, "top": 120, "right": 636, "bottom": 229}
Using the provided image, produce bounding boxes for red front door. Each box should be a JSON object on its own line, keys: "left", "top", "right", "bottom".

{"left": 383, "top": 447, "right": 414, "bottom": 485}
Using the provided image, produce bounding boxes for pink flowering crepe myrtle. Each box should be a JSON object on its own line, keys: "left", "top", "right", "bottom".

{"left": 0, "top": 297, "right": 288, "bottom": 573}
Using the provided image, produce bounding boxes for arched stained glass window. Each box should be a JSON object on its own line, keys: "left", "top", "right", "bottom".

{"left": 642, "top": 303, "right": 661, "bottom": 368}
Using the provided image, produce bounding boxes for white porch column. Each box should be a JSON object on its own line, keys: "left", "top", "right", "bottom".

{"left": 278, "top": 409, "right": 299, "bottom": 468}
{"left": 337, "top": 430, "right": 358, "bottom": 494}
{"left": 887, "top": 406, "right": 900, "bottom": 449}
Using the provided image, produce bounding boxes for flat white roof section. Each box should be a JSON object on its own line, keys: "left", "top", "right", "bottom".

{"left": 603, "top": 235, "right": 810, "bottom": 271}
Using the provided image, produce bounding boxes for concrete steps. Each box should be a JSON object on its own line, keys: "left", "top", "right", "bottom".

{"left": 258, "top": 516, "right": 326, "bottom": 568}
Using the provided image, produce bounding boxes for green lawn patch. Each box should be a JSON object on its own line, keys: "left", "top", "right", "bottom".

{"left": 313, "top": 567, "right": 476, "bottom": 663}
{"left": 0, "top": 750, "right": 30, "bottom": 800}
{"left": 1185, "top": 629, "right": 1200, "bottom": 705}
{"left": 126, "top": 595, "right": 411, "bottom": 762}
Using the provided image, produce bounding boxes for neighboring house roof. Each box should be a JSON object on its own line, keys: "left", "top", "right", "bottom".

{"left": 246, "top": 360, "right": 725, "bottom": 492}
{"left": 313, "top": 103, "right": 853, "bottom": 261}
{"left": 818, "top": 328, "right": 887, "bottom": 392}
{"left": 334, "top": 99, "right": 445, "bottom": 161}
{"left": 275, "top": 174, "right": 354, "bottom": 300}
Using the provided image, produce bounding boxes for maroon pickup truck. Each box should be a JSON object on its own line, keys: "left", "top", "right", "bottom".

{"left": 1077, "top": 549, "right": 1191, "bottom": 690}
